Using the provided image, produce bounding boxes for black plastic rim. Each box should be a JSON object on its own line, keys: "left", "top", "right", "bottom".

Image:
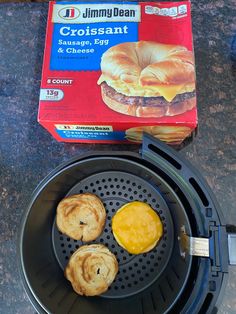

{"left": 19, "top": 155, "right": 192, "bottom": 314}
{"left": 18, "top": 135, "right": 229, "bottom": 314}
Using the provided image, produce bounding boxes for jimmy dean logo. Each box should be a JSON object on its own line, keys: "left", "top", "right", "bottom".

{"left": 53, "top": 4, "right": 140, "bottom": 24}
{"left": 82, "top": 7, "right": 136, "bottom": 18}
{"left": 59, "top": 7, "right": 80, "bottom": 20}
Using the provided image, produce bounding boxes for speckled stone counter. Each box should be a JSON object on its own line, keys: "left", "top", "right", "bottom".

{"left": 0, "top": 2, "right": 235, "bottom": 313}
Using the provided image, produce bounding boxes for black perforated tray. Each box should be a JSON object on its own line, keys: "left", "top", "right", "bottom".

{"left": 52, "top": 171, "right": 174, "bottom": 298}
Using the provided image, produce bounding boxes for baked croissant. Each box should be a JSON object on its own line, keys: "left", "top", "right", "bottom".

{"left": 56, "top": 193, "right": 106, "bottom": 241}
{"left": 65, "top": 244, "right": 118, "bottom": 296}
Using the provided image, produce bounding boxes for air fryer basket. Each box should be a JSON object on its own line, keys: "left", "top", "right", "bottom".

{"left": 19, "top": 134, "right": 235, "bottom": 314}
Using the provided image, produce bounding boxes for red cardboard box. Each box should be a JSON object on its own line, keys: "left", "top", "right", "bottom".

{"left": 38, "top": 1, "right": 197, "bottom": 144}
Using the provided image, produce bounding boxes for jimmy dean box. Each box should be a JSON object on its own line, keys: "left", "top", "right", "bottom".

{"left": 38, "top": 1, "right": 197, "bottom": 144}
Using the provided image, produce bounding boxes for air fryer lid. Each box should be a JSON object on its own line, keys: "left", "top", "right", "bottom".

{"left": 19, "top": 134, "right": 235, "bottom": 314}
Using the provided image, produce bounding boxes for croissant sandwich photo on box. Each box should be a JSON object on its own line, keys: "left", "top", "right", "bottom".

{"left": 97, "top": 41, "right": 196, "bottom": 118}
{"left": 38, "top": 1, "right": 197, "bottom": 145}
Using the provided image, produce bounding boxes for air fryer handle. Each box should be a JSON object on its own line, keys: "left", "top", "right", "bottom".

{"left": 141, "top": 134, "right": 236, "bottom": 267}
{"left": 227, "top": 225, "right": 236, "bottom": 265}
{"left": 141, "top": 133, "right": 184, "bottom": 174}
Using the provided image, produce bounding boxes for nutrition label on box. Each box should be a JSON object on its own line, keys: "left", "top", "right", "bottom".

{"left": 145, "top": 4, "right": 187, "bottom": 17}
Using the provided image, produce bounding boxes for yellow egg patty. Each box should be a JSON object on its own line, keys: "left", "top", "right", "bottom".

{"left": 112, "top": 201, "right": 163, "bottom": 254}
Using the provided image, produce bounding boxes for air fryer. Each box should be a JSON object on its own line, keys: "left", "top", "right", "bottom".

{"left": 18, "top": 134, "right": 236, "bottom": 314}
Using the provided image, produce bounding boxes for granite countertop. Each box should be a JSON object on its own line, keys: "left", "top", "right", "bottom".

{"left": 0, "top": 1, "right": 235, "bottom": 314}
